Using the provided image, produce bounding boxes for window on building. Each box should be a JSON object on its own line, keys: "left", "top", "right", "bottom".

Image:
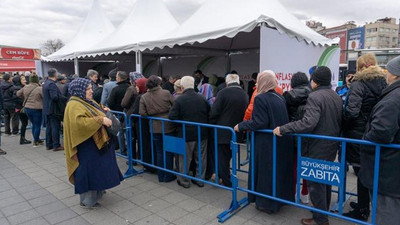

{"left": 394, "top": 37, "right": 398, "bottom": 43}
{"left": 386, "top": 28, "right": 391, "bottom": 33}
{"left": 394, "top": 29, "right": 398, "bottom": 34}
{"left": 386, "top": 37, "right": 390, "bottom": 41}
{"left": 370, "top": 28, "right": 377, "bottom": 32}
{"left": 380, "top": 37, "right": 385, "bottom": 41}
{"left": 372, "top": 37, "right": 377, "bottom": 41}
{"left": 380, "top": 28, "right": 385, "bottom": 32}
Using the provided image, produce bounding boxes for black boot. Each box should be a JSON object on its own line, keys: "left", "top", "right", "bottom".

{"left": 343, "top": 208, "right": 370, "bottom": 221}
{"left": 20, "top": 136, "right": 32, "bottom": 145}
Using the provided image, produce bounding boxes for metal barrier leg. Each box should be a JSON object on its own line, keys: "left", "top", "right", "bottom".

{"left": 217, "top": 140, "right": 249, "bottom": 222}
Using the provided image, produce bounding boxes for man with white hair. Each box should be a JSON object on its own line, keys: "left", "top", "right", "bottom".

{"left": 169, "top": 76, "right": 210, "bottom": 188}
{"left": 210, "top": 74, "right": 248, "bottom": 187}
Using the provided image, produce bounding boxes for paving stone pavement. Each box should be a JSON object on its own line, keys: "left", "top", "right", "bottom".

{"left": 0, "top": 132, "right": 357, "bottom": 225}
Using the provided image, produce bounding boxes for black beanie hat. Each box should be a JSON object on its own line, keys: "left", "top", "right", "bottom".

{"left": 291, "top": 72, "right": 309, "bottom": 88}
{"left": 311, "top": 66, "right": 332, "bottom": 86}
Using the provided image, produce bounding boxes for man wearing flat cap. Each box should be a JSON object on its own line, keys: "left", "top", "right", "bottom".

{"left": 359, "top": 55, "right": 400, "bottom": 225}
{"left": 274, "top": 66, "right": 343, "bottom": 225}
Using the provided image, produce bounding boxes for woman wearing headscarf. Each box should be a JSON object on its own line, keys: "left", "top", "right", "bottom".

{"left": 64, "top": 78, "right": 123, "bottom": 208}
{"left": 17, "top": 74, "right": 43, "bottom": 146}
{"left": 234, "top": 70, "right": 294, "bottom": 214}
{"left": 139, "top": 75, "right": 176, "bottom": 182}
{"left": 198, "top": 83, "right": 215, "bottom": 106}
{"left": 131, "top": 78, "right": 156, "bottom": 173}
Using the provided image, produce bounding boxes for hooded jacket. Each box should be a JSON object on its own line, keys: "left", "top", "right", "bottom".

{"left": 1, "top": 81, "right": 16, "bottom": 110}
{"left": 343, "top": 66, "right": 387, "bottom": 163}
{"left": 283, "top": 85, "right": 312, "bottom": 122}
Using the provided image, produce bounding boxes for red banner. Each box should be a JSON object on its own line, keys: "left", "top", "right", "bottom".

{"left": 0, "top": 60, "right": 36, "bottom": 72}
{"left": 0, "top": 48, "right": 41, "bottom": 60}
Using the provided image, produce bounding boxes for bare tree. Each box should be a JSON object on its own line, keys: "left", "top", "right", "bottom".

{"left": 40, "top": 39, "right": 65, "bottom": 56}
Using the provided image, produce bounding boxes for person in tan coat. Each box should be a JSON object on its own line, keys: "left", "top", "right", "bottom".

{"left": 17, "top": 74, "right": 44, "bottom": 147}
{"left": 139, "top": 75, "right": 176, "bottom": 183}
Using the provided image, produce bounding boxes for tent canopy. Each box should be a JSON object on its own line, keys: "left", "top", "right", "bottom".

{"left": 45, "top": 0, "right": 115, "bottom": 61}
{"left": 78, "top": 0, "right": 179, "bottom": 58}
{"left": 137, "top": 0, "right": 338, "bottom": 52}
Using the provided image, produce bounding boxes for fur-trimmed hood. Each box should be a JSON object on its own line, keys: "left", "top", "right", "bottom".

{"left": 353, "top": 66, "right": 386, "bottom": 81}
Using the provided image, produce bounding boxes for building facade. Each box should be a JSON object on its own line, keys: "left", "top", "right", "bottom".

{"left": 365, "top": 17, "right": 399, "bottom": 49}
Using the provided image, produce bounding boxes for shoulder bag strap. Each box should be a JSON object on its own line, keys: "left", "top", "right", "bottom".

{"left": 23, "top": 86, "right": 38, "bottom": 107}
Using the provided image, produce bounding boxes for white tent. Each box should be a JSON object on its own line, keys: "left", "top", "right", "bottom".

{"left": 45, "top": 0, "right": 115, "bottom": 61}
{"left": 78, "top": 0, "right": 179, "bottom": 58}
{"left": 137, "top": 0, "right": 337, "bottom": 52}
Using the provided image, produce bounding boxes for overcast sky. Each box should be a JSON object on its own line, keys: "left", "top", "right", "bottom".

{"left": 0, "top": 0, "right": 398, "bottom": 49}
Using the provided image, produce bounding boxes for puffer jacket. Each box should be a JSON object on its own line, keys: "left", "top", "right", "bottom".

{"left": 283, "top": 85, "right": 312, "bottom": 122}
{"left": 1, "top": 81, "right": 16, "bottom": 109}
{"left": 139, "top": 86, "right": 175, "bottom": 134}
{"left": 343, "top": 66, "right": 387, "bottom": 163}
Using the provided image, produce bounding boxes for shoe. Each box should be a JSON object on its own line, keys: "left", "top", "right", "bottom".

{"left": 177, "top": 180, "right": 190, "bottom": 188}
{"left": 343, "top": 208, "right": 369, "bottom": 222}
{"left": 191, "top": 180, "right": 204, "bottom": 187}
{"left": 255, "top": 205, "right": 274, "bottom": 214}
{"left": 301, "top": 218, "right": 329, "bottom": 225}
{"left": 0, "top": 148, "right": 6, "bottom": 155}
{"left": 20, "top": 138, "right": 32, "bottom": 145}
{"left": 349, "top": 201, "right": 359, "bottom": 210}
{"left": 79, "top": 202, "right": 101, "bottom": 209}
{"left": 33, "top": 142, "right": 40, "bottom": 148}
{"left": 46, "top": 146, "right": 53, "bottom": 150}
{"left": 53, "top": 146, "right": 64, "bottom": 152}
{"left": 37, "top": 140, "right": 44, "bottom": 145}
{"left": 300, "top": 193, "right": 310, "bottom": 204}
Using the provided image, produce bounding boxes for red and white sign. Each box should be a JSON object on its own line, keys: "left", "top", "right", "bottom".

{"left": 0, "top": 47, "right": 41, "bottom": 60}
{"left": 325, "top": 30, "right": 347, "bottom": 64}
{"left": 0, "top": 60, "right": 36, "bottom": 72}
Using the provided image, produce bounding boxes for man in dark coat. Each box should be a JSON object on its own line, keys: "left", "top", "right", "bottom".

{"left": 169, "top": 76, "right": 210, "bottom": 188}
{"left": 274, "top": 66, "right": 343, "bottom": 225}
{"left": 107, "top": 71, "right": 130, "bottom": 112}
{"left": 162, "top": 75, "right": 179, "bottom": 94}
{"left": 194, "top": 70, "right": 209, "bottom": 91}
{"left": 1, "top": 73, "right": 19, "bottom": 135}
{"left": 359, "top": 56, "right": 400, "bottom": 225}
{"left": 210, "top": 74, "right": 248, "bottom": 187}
{"left": 42, "top": 68, "right": 64, "bottom": 151}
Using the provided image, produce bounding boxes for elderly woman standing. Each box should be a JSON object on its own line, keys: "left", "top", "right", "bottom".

{"left": 17, "top": 74, "right": 43, "bottom": 147}
{"left": 234, "top": 70, "right": 294, "bottom": 214}
{"left": 139, "top": 75, "right": 176, "bottom": 182}
{"left": 64, "top": 78, "right": 123, "bottom": 208}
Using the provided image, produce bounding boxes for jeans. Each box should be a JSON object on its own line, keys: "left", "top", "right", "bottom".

{"left": 46, "top": 115, "right": 61, "bottom": 149}
{"left": 153, "top": 134, "right": 175, "bottom": 182}
{"left": 25, "top": 108, "right": 42, "bottom": 142}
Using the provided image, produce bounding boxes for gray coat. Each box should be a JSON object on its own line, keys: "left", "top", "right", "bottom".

{"left": 280, "top": 86, "right": 343, "bottom": 161}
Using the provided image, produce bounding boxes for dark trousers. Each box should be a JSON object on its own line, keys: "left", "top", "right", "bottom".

{"left": 45, "top": 115, "right": 61, "bottom": 149}
{"left": 375, "top": 193, "right": 400, "bottom": 225}
{"left": 25, "top": 109, "right": 42, "bottom": 142}
{"left": 308, "top": 181, "right": 332, "bottom": 224}
{"left": 19, "top": 112, "right": 28, "bottom": 138}
{"left": 353, "top": 166, "right": 370, "bottom": 210}
{"left": 153, "top": 134, "right": 175, "bottom": 182}
{"left": 3, "top": 109, "right": 19, "bottom": 134}
{"left": 218, "top": 144, "right": 232, "bottom": 187}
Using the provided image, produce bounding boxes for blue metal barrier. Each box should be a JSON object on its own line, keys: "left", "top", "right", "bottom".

{"left": 235, "top": 129, "right": 400, "bottom": 225}
{"left": 129, "top": 114, "right": 248, "bottom": 222}
{"left": 110, "top": 111, "right": 142, "bottom": 178}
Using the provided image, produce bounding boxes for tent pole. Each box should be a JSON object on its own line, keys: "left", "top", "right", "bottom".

{"left": 226, "top": 52, "right": 232, "bottom": 73}
{"left": 74, "top": 57, "right": 79, "bottom": 76}
{"left": 135, "top": 51, "right": 143, "bottom": 74}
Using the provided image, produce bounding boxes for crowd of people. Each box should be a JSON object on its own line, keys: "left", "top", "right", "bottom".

{"left": 1, "top": 53, "right": 399, "bottom": 225}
